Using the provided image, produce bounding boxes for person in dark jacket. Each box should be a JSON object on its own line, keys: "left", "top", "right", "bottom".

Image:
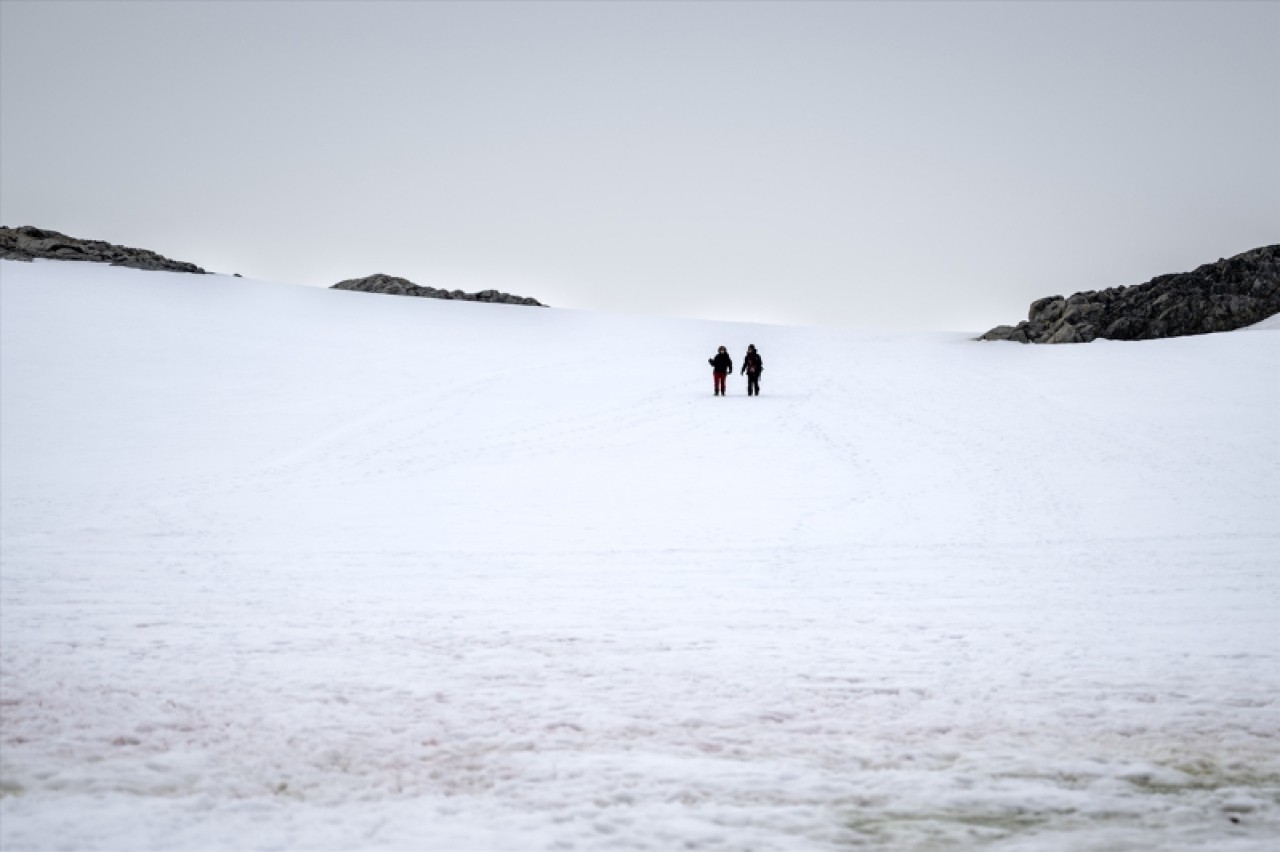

{"left": 708, "top": 346, "right": 733, "bottom": 396}
{"left": 741, "top": 344, "right": 764, "bottom": 396}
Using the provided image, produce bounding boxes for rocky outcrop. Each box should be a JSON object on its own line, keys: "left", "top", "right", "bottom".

{"left": 332, "top": 273, "right": 544, "bottom": 307}
{"left": 981, "top": 245, "right": 1279, "bottom": 343}
{"left": 0, "top": 225, "right": 208, "bottom": 274}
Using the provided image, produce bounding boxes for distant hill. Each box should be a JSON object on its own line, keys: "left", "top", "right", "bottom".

{"left": 332, "top": 272, "right": 545, "bottom": 307}
{"left": 981, "top": 244, "right": 1279, "bottom": 343}
{"left": 0, "top": 225, "right": 208, "bottom": 274}
{"left": 0, "top": 225, "right": 549, "bottom": 307}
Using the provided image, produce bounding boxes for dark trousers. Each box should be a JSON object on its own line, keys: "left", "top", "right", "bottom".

{"left": 713, "top": 372, "right": 727, "bottom": 395}
{"left": 745, "top": 372, "right": 760, "bottom": 395}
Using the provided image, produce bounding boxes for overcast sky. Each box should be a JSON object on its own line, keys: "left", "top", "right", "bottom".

{"left": 2, "top": 1, "right": 1276, "bottom": 330}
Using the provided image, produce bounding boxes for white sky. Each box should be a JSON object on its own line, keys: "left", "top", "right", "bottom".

{"left": 2, "top": 0, "right": 1277, "bottom": 330}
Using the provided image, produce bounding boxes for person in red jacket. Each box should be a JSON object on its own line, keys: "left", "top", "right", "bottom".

{"left": 740, "top": 344, "right": 764, "bottom": 396}
{"left": 708, "top": 346, "right": 733, "bottom": 396}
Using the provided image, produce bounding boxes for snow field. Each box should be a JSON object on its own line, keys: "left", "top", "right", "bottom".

{"left": 1, "top": 260, "right": 1278, "bottom": 850}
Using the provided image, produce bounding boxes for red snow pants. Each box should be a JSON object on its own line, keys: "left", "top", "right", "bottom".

{"left": 713, "top": 372, "right": 727, "bottom": 395}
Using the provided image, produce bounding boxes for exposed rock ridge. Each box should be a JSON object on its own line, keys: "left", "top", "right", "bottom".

{"left": 332, "top": 273, "right": 545, "bottom": 307}
{"left": 0, "top": 225, "right": 208, "bottom": 274}
{"left": 981, "top": 245, "right": 1279, "bottom": 343}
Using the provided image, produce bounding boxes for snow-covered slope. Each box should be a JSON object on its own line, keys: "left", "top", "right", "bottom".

{"left": 1, "top": 260, "right": 1277, "bottom": 850}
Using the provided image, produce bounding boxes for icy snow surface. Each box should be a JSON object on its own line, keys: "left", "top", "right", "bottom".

{"left": 1, "top": 260, "right": 1277, "bottom": 850}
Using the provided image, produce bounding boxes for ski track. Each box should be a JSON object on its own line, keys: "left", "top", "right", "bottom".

{"left": 1, "top": 261, "right": 1278, "bottom": 850}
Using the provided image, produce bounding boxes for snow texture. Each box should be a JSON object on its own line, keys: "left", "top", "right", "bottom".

{"left": 1, "top": 260, "right": 1278, "bottom": 850}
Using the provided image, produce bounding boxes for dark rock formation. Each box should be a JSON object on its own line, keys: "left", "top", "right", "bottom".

{"left": 0, "top": 225, "right": 208, "bottom": 274}
{"left": 980, "top": 245, "right": 1279, "bottom": 343}
{"left": 332, "top": 273, "right": 544, "bottom": 307}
